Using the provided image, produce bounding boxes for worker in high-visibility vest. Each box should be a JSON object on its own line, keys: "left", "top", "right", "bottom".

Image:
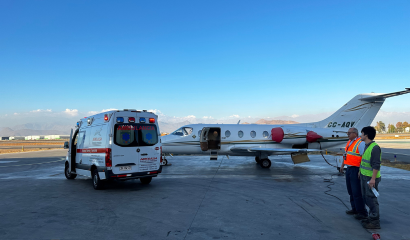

{"left": 359, "top": 126, "right": 381, "bottom": 229}
{"left": 341, "top": 127, "right": 367, "bottom": 220}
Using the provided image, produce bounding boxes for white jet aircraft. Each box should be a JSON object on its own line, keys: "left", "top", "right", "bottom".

{"left": 162, "top": 89, "right": 410, "bottom": 168}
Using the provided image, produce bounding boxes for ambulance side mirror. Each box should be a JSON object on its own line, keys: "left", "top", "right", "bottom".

{"left": 64, "top": 141, "right": 69, "bottom": 149}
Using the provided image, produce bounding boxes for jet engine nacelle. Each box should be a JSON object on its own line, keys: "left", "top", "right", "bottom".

{"left": 306, "top": 128, "right": 347, "bottom": 142}
{"left": 271, "top": 127, "right": 308, "bottom": 145}
{"left": 271, "top": 127, "right": 347, "bottom": 144}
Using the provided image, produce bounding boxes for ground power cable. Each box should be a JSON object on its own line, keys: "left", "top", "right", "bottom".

{"left": 183, "top": 156, "right": 224, "bottom": 240}
{"left": 318, "top": 142, "right": 349, "bottom": 209}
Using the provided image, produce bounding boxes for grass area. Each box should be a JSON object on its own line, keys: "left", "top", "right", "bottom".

{"left": 0, "top": 147, "right": 63, "bottom": 154}
{"left": 381, "top": 159, "right": 410, "bottom": 171}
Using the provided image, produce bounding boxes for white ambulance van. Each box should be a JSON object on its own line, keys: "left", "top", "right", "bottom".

{"left": 64, "top": 109, "right": 162, "bottom": 190}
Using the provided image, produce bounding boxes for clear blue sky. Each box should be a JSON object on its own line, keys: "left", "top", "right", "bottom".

{"left": 0, "top": 0, "right": 409, "bottom": 122}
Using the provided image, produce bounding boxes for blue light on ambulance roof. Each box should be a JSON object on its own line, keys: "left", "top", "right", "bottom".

{"left": 116, "top": 117, "right": 124, "bottom": 123}
{"left": 139, "top": 117, "right": 146, "bottom": 123}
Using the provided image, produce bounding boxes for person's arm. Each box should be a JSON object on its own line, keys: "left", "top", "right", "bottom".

{"left": 358, "top": 142, "right": 365, "bottom": 155}
{"left": 368, "top": 145, "right": 381, "bottom": 188}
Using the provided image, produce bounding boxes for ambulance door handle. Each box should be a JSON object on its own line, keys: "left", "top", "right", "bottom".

{"left": 141, "top": 153, "right": 148, "bottom": 156}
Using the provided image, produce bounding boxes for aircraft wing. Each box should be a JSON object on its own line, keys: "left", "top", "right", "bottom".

{"left": 230, "top": 147, "right": 323, "bottom": 154}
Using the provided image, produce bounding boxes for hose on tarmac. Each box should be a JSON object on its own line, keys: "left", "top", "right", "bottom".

{"left": 318, "top": 142, "right": 349, "bottom": 209}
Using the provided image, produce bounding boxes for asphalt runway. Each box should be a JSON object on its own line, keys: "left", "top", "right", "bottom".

{"left": 1, "top": 150, "right": 410, "bottom": 240}
{"left": 377, "top": 140, "right": 410, "bottom": 163}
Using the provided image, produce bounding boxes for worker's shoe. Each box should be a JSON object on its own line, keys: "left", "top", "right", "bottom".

{"left": 361, "top": 220, "right": 380, "bottom": 229}
{"left": 354, "top": 213, "right": 368, "bottom": 220}
{"left": 345, "top": 209, "right": 358, "bottom": 215}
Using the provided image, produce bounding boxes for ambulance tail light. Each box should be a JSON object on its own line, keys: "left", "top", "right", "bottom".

{"left": 128, "top": 117, "right": 135, "bottom": 123}
{"left": 104, "top": 114, "right": 109, "bottom": 122}
{"left": 160, "top": 146, "right": 163, "bottom": 163}
{"left": 105, "top": 148, "right": 112, "bottom": 167}
{"left": 149, "top": 118, "right": 155, "bottom": 123}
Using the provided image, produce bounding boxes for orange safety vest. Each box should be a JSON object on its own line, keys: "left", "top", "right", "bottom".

{"left": 344, "top": 138, "right": 362, "bottom": 167}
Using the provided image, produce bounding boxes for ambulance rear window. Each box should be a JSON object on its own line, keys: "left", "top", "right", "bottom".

{"left": 114, "top": 124, "right": 158, "bottom": 147}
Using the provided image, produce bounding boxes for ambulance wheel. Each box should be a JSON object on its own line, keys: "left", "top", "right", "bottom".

{"left": 260, "top": 158, "right": 271, "bottom": 168}
{"left": 65, "top": 163, "right": 77, "bottom": 179}
{"left": 92, "top": 169, "right": 104, "bottom": 190}
{"left": 255, "top": 156, "right": 260, "bottom": 163}
{"left": 140, "top": 177, "right": 152, "bottom": 184}
{"left": 162, "top": 158, "right": 168, "bottom": 166}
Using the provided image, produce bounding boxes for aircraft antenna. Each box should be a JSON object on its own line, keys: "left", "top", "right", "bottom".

{"left": 237, "top": 120, "right": 241, "bottom": 124}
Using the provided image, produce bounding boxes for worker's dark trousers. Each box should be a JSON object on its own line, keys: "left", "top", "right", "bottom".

{"left": 345, "top": 166, "right": 367, "bottom": 215}
{"left": 360, "top": 174, "right": 381, "bottom": 222}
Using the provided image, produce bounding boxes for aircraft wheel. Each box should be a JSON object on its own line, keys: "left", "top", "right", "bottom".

{"left": 260, "top": 158, "right": 271, "bottom": 168}
{"left": 162, "top": 158, "right": 168, "bottom": 166}
{"left": 255, "top": 156, "right": 260, "bottom": 163}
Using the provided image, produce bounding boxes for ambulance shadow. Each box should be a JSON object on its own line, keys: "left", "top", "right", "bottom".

{"left": 101, "top": 178, "right": 158, "bottom": 191}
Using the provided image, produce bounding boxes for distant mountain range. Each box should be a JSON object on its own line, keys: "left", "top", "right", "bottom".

{"left": 0, "top": 127, "right": 68, "bottom": 137}
{"left": 0, "top": 119, "right": 299, "bottom": 137}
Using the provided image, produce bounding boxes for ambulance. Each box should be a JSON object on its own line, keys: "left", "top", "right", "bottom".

{"left": 64, "top": 109, "right": 162, "bottom": 190}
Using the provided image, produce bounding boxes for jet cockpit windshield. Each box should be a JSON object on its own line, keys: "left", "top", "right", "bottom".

{"left": 171, "top": 127, "right": 193, "bottom": 136}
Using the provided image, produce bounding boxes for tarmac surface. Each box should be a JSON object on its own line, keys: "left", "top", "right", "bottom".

{"left": 1, "top": 150, "right": 410, "bottom": 240}
{"left": 378, "top": 140, "right": 410, "bottom": 163}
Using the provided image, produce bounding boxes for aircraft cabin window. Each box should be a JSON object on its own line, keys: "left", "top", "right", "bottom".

{"left": 238, "top": 131, "right": 244, "bottom": 138}
{"left": 225, "top": 130, "right": 231, "bottom": 138}
{"left": 263, "top": 131, "right": 269, "bottom": 138}
{"left": 250, "top": 131, "right": 256, "bottom": 138}
{"left": 183, "top": 127, "right": 193, "bottom": 136}
{"left": 171, "top": 128, "right": 184, "bottom": 136}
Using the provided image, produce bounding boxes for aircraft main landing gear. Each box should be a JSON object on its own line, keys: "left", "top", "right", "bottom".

{"left": 162, "top": 158, "right": 168, "bottom": 166}
{"left": 260, "top": 158, "right": 271, "bottom": 168}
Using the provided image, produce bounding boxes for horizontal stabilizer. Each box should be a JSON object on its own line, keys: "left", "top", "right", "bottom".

{"left": 360, "top": 88, "right": 410, "bottom": 101}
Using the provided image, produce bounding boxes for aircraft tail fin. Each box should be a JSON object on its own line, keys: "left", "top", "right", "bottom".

{"left": 315, "top": 88, "right": 410, "bottom": 131}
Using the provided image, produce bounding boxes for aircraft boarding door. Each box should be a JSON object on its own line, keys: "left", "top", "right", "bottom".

{"left": 200, "top": 127, "right": 221, "bottom": 151}
{"left": 200, "top": 127, "right": 210, "bottom": 151}
{"left": 208, "top": 128, "right": 221, "bottom": 150}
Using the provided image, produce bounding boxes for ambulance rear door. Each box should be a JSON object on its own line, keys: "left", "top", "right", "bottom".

{"left": 111, "top": 112, "right": 141, "bottom": 174}
{"left": 135, "top": 114, "right": 160, "bottom": 172}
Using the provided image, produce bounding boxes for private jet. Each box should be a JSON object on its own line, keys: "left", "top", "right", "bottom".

{"left": 162, "top": 88, "right": 410, "bottom": 168}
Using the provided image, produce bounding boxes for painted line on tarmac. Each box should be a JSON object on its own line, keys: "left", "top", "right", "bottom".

{"left": 0, "top": 159, "right": 65, "bottom": 168}
{"left": 384, "top": 152, "right": 410, "bottom": 156}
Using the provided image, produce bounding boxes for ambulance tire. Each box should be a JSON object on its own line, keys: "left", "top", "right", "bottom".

{"left": 260, "top": 158, "right": 271, "bottom": 168}
{"left": 65, "top": 163, "right": 77, "bottom": 179}
{"left": 92, "top": 169, "right": 104, "bottom": 190}
{"left": 162, "top": 158, "right": 168, "bottom": 166}
{"left": 255, "top": 156, "right": 260, "bottom": 163}
{"left": 140, "top": 177, "right": 152, "bottom": 184}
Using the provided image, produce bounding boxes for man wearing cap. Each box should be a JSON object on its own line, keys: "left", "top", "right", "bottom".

{"left": 341, "top": 127, "right": 368, "bottom": 220}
